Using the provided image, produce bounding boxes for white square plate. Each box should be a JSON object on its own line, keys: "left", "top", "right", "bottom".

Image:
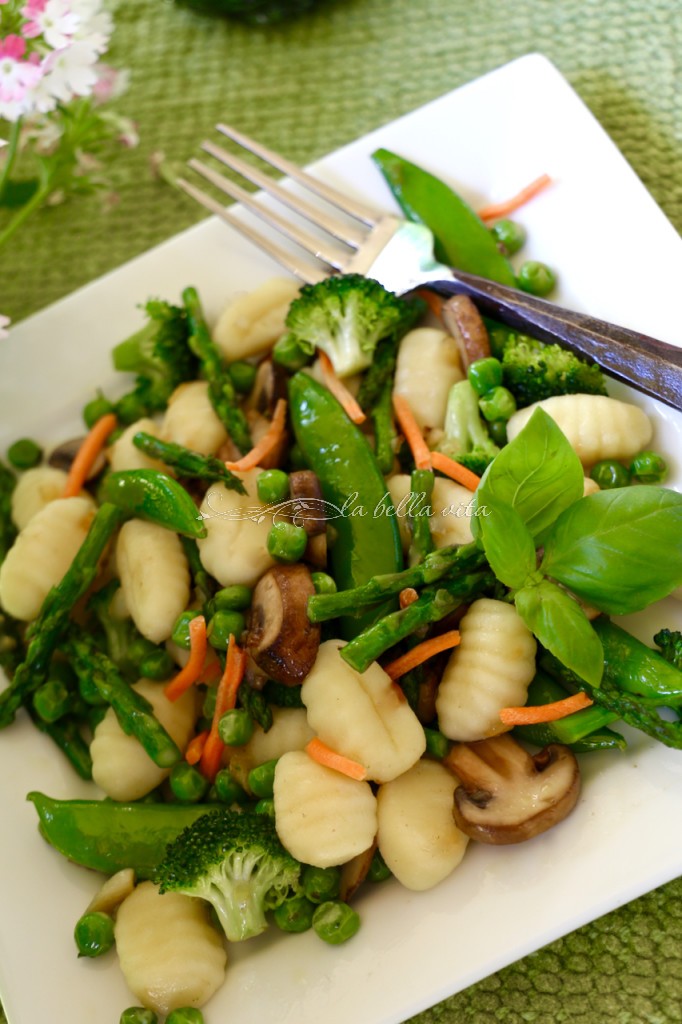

{"left": 1, "top": 52, "right": 681, "bottom": 1024}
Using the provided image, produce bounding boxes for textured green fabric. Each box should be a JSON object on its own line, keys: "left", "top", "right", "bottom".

{"left": 1, "top": 0, "right": 681, "bottom": 1022}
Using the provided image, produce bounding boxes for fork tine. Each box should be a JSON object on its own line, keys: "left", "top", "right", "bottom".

{"left": 216, "top": 122, "right": 379, "bottom": 228}
{"left": 188, "top": 158, "right": 351, "bottom": 271}
{"left": 177, "top": 177, "right": 328, "bottom": 285}
{"left": 201, "top": 139, "right": 367, "bottom": 250}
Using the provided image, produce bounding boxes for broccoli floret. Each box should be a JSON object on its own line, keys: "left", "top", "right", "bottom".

{"left": 156, "top": 810, "right": 301, "bottom": 941}
{"left": 88, "top": 581, "right": 173, "bottom": 682}
{"left": 499, "top": 333, "right": 607, "bottom": 408}
{"left": 654, "top": 629, "right": 682, "bottom": 670}
{"left": 437, "top": 380, "right": 499, "bottom": 473}
{"left": 284, "top": 273, "right": 421, "bottom": 378}
{"left": 112, "top": 300, "right": 196, "bottom": 424}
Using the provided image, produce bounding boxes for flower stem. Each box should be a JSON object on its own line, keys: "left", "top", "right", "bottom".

{"left": 0, "top": 173, "right": 51, "bottom": 250}
{"left": 0, "top": 119, "right": 22, "bottom": 204}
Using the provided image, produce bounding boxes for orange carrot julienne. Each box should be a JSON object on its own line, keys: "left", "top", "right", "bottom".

{"left": 399, "top": 587, "right": 419, "bottom": 609}
{"left": 430, "top": 450, "right": 481, "bottom": 492}
{"left": 499, "top": 690, "right": 594, "bottom": 726}
{"left": 63, "top": 412, "right": 117, "bottom": 498}
{"left": 384, "top": 629, "right": 461, "bottom": 680}
{"left": 224, "top": 398, "right": 287, "bottom": 472}
{"left": 392, "top": 393, "right": 431, "bottom": 470}
{"left": 164, "top": 616, "right": 207, "bottom": 702}
{"left": 200, "top": 634, "right": 247, "bottom": 781}
{"left": 416, "top": 288, "right": 444, "bottom": 319}
{"left": 305, "top": 737, "right": 368, "bottom": 781}
{"left": 185, "top": 729, "right": 210, "bottom": 766}
{"left": 477, "top": 173, "right": 552, "bottom": 222}
{"left": 318, "top": 351, "right": 367, "bottom": 425}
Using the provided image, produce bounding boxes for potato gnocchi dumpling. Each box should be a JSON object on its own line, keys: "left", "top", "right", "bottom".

{"left": 377, "top": 760, "right": 469, "bottom": 891}
{"left": 393, "top": 327, "right": 463, "bottom": 431}
{"left": 161, "top": 380, "right": 228, "bottom": 456}
{"left": 436, "top": 598, "right": 537, "bottom": 742}
{"left": 197, "top": 471, "right": 276, "bottom": 588}
{"left": 0, "top": 495, "right": 96, "bottom": 621}
{"left": 116, "top": 518, "right": 190, "bottom": 644}
{"left": 213, "top": 276, "right": 301, "bottom": 361}
{"left": 108, "top": 418, "right": 167, "bottom": 474}
{"left": 10, "top": 465, "right": 74, "bottom": 530}
{"left": 301, "top": 639, "right": 426, "bottom": 783}
{"left": 115, "top": 881, "right": 227, "bottom": 1016}
{"left": 273, "top": 750, "right": 378, "bottom": 868}
{"left": 91, "top": 679, "right": 196, "bottom": 801}
{"left": 506, "top": 393, "right": 653, "bottom": 466}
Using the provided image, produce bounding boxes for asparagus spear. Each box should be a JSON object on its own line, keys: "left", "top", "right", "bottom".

{"left": 370, "top": 380, "right": 396, "bottom": 475}
{"left": 132, "top": 432, "right": 246, "bottom": 493}
{"left": 183, "top": 287, "right": 252, "bottom": 454}
{"left": 408, "top": 468, "right": 434, "bottom": 565}
{"left": 357, "top": 336, "right": 399, "bottom": 410}
{"left": 29, "top": 710, "right": 93, "bottom": 780}
{"left": 0, "top": 504, "right": 125, "bottom": 728}
{"left": 307, "top": 541, "right": 488, "bottom": 623}
{"left": 340, "top": 571, "right": 494, "bottom": 672}
{"left": 63, "top": 632, "right": 181, "bottom": 768}
{"left": 181, "top": 535, "right": 216, "bottom": 610}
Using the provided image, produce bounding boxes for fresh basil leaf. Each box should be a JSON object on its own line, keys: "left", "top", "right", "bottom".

{"left": 477, "top": 494, "right": 537, "bottom": 590}
{"left": 541, "top": 486, "right": 682, "bottom": 615}
{"left": 515, "top": 580, "right": 604, "bottom": 686}
{"left": 474, "top": 407, "right": 583, "bottom": 538}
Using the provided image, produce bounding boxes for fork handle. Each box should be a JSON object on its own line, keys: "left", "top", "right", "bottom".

{"left": 427, "top": 271, "right": 682, "bottom": 411}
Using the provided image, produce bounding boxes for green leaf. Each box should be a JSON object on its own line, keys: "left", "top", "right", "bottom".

{"left": 0, "top": 178, "right": 40, "bottom": 209}
{"left": 474, "top": 408, "right": 584, "bottom": 538}
{"left": 540, "top": 486, "right": 682, "bottom": 615}
{"left": 477, "top": 495, "right": 537, "bottom": 590}
{"left": 515, "top": 581, "right": 604, "bottom": 686}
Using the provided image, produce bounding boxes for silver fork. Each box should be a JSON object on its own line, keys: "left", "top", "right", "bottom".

{"left": 179, "top": 123, "right": 682, "bottom": 411}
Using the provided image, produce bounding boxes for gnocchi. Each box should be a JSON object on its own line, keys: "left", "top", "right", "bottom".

{"left": 10, "top": 465, "right": 75, "bottom": 530}
{"left": 197, "top": 471, "right": 276, "bottom": 588}
{"left": 0, "top": 496, "right": 96, "bottom": 621}
{"left": 273, "top": 750, "right": 378, "bottom": 868}
{"left": 115, "top": 881, "right": 227, "bottom": 1016}
{"left": 213, "top": 276, "right": 301, "bottom": 360}
{"left": 116, "top": 518, "right": 190, "bottom": 644}
{"left": 161, "top": 380, "right": 228, "bottom": 456}
{"left": 108, "top": 418, "right": 167, "bottom": 474}
{"left": 393, "top": 327, "right": 463, "bottom": 431}
{"left": 377, "top": 760, "right": 469, "bottom": 891}
{"left": 506, "top": 393, "right": 653, "bottom": 466}
{"left": 436, "top": 598, "right": 537, "bottom": 742}
{"left": 301, "top": 639, "right": 426, "bottom": 783}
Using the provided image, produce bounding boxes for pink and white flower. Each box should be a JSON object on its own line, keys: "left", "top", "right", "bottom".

{"left": 0, "top": 33, "right": 43, "bottom": 120}
{"left": 21, "top": 0, "right": 80, "bottom": 50}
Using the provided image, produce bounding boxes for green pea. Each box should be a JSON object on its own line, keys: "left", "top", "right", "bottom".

{"left": 312, "top": 901, "right": 360, "bottom": 945}
{"left": 166, "top": 1008, "right": 205, "bottom": 1024}
{"left": 214, "top": 768, "right": 249, "bottom": 804}
{"left": 33, "top": 679, "right": 72, "bottom": 723}
{"left": 311, "top": 571, "right": 337, "bottom": 595}
{"left": 630, "top": 450, "right": 668, "bottom": 484}
{"left": 490, "top": 218, "right": 527, "bottom": 256}
{"left": 272, "top": 332, "right": 311, "bottom": 371}
{"left": 248, "top": 758, "right": 278, "bottom": 799}
{"left": 516, "top": 260, "right": 556, "bottom": 297}
{"left": 213, "top": 585, "right": 253, "bottom": 611}
{"left": 367, "top": 848, "right": 391, "bottom": 882}
{"left": 218, "top": 707, "right": 254, "bottom": 746}
{"left": 120, "top": 1009, "right": 158, "bottom": 1024}
{"left": 257, "top": 468, "right": 290, "bottom": 505}
{"left": 254, "top": 797, "right": 275, "bottom": 818}
{"left": 590, "top": 460, "right": 631, "bottom": 490}
{"left": 273, "top": 895, "right": 316, "bottom": 933}
{"left": 486, "top": 418, "right": 509, "bottom": 446}
{"left": 139, "top": 647, "right": 176, "bottom": 680}
{"left": 169, "top": 761, "right": 209, "bottom": 803}
{"left": 171, "top": 609, "right": 203, "bottom": 650}
{"left": 208, "top": 610, "right": 246, "bottom": 649}
{"left": 423, "top": 726, "right": 450, "bottom": 759}
{"left": 479, "top": 386, "right": 517, "bottom": 422}
{"left": 467, "top": 357, "right": 503, "bottom": 397}
{"left": 74, "top": 911, "right": 115, "bottom": 958}
{"left": 83, "top": 393, "right": 116, "bottom": 430}
{"left": 7, "top": 438, "right": 42, "bottom": 470}
{"left": 267, "top": 521, "right": 308, "bottom": 563}
{"left": 302, "top": 864, "right": 341, "bottom": 904}
{"left": 227, "top": 360, "right": 257, "bottom": 395}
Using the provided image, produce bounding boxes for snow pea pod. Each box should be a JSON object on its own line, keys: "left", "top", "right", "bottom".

{"left": 288, "top": 372, "right": 403, "bottom": 639}
{"left": 27, "top": 793, "right": 222, "bottom": 878}
{"left": 512, "top": 671, "right": 625, "bottom": 752}
{"left": 594, "top": 617, "right": 682, "bottom": 704}
{"left": 372, "top": 148, "right": 516, "bottom": 285}
{"left": 99, "top": 469, "right": 206, "bottom": 539}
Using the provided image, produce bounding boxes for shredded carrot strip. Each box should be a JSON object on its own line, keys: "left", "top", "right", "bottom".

{"left": 477, "top": 173, "right": 552, "bottom": 222}
{"left": 305, "top": 737, "right": 368, "bottom": 781}
{"left": 197, "top": 654, "right": 222, "bottom": 685}
{"left": 430, "top": 450, "right": 481, "bottom": 492}
{"left": 384, "top": 630, "right": 461, "bottom": 680}
{"left": 318, "top": 351, "right": 366, "bottom": 425}
{"left": 399, "top": 587, "right": 419, "bottom": 609}
{"left": 63, "top": 413, "right": 117, "bottom": 498}
{"left": 392, "top": 394, "right": 432, "bottom": 470}
{"left": 164, "top": 616, "right": 207, "bottom": 702}
{"left": 416, "top": 288, "right": 444, "bottom": 319}
{"left": 224, "top": 398, "right": 287, "bottom": 472}
{"left": 200, "top": 634, "right": 247, "bottom": 781}
{"left": 185, "top": 729, "right": 210, "bottom": 765}
{"left": 499, "top": 690, "right": 594, "bottom": 725}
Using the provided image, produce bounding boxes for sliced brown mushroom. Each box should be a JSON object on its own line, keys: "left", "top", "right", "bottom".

{"left": 288, "top": 471, "right": 326, "bottom": 536}
{"left": 48, "top": 438, "right": 107, "bottom": 480}
{"left": 246, "top": 563, "right": 321, "bottom": 686}
{"left": 245, "top": 357, "right": 288, "bottom": 416}
{"left": 440, "top": 294, "right": 491, "bottom": 370}
{"left": 444, "top": 733, "right": 580, "bottom": 844}
{"left": 339, "top": 841, "right": 377, "bottom": 902}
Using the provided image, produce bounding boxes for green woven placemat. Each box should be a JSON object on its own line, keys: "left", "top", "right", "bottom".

{"left": 1, "top": 1, "right": 681, "bottom": 1022}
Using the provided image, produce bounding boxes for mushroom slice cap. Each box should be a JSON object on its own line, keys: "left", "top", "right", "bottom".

{"left": 440, "top": 294, "right": 491, "bottom": 369}
{"left": 247, "top": 563, "right": 321, "bottom": 686}
{"left": 445, "top": 733, "right": 580, "bottom": 844}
